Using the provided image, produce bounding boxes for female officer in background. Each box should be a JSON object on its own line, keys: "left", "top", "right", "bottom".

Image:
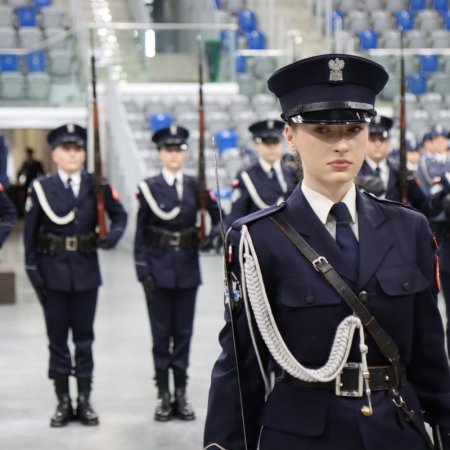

{"left": 204, "top": 54, "right": 450, "bottom": 450}
{"left": 134, "top": 125, "right": 221, "bottom": 423}
{"left": 24, "top": 124, "right": 127, "bottom": 428}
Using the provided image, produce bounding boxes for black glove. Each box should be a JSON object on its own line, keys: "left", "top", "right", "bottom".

{"left": 96, "top": 236, "right": 113, "bottom": 250}
{"left": 141, "top": 276, "right": 155, "bottom": 301}
{"left": 36, "top": 285, "right": 47, "bottom": 306}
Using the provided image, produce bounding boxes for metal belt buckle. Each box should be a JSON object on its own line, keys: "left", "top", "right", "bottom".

{"left": 65, "top": 236, "right": 78, "bottom": 251}
{"left": 169, "top": 232, "right": 181, "bottom": 247}
{"left": 335, "top": 362, "right": 363, "bottom": 397}
{"left": 312, "top": 256, "right": 328, "bottom": 272}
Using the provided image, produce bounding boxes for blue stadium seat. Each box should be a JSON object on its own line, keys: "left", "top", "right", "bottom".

{"left": 433, "top": 0, "right": 448, "bottom": 13}
{"left": 395, "top": 10, "right": 414, "bottom": 30}
{"left": 407, "top": 73, "right": 427, "bottom": 95}
{"left": 419, "top": 54, "right": 439, "bottom": 74}
{"left": 358, "top": 30, "right": 378, "bottom": 50}
{"left": 148, "top": 113, "right": 173, "bottom": 132}
{"left": 409, "top": 0, "right": 426, "bottom": 11}
{"left": 16, "top": 6, "right": 37, "bottom": 27}
{"left": 331, "top": 10, "right": 345, "bottom": 32}
{"left": 26, "top": 51, "right": 46, "bottom": 72}
{"left": 444, "top": 11, "right": 450, "bottom": 29}
{"left": 0, "top": 54, "right": 19, "bottom": 72}
{"left": 236, "top": 9, "right": 256, "bottom": 33}
{"left": 34, "top": 0, "right": 52, "bottom": 6}
{"left": 236, "top": 54, "right": 247, "bottom": 73}
{"left": 245, "top": 29, "right": 265, "bottom": 49}
{"left": 214, "top": 130, "right": 238, "bottom": 154}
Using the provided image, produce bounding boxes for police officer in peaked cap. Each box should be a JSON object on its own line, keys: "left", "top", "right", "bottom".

{"left": 134, "top": 124, "right": 221, "bottom": 422}
{"left": 224, "top": 118, "right": 298, "bottom": 228}
{"left": 357, "top": 115, "right": 439, "bottom": 217}
{"left": 204, "top": 54, "right": 450, "bottom": 450}
{"left": 24, "top": 123, "right": 127, "bottom": 427}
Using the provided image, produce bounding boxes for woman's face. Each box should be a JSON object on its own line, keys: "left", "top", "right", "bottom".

{"left": 285, "top": 122, "right": 369, "bottom": 199}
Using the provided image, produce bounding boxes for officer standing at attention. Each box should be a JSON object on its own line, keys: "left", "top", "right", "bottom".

{"left": 225, "top": 119, "right": 298, "bottom": 226}
{"left": 357, "top": 115, "right": 434, "bottom": 213}
{"left": 204, "top": 54, "right": 450, "bottom": 450}
{"left": 24, "top": 124, "right": 127, "bottom": 428}
{"left": 134, "top": 125, "right": 221, "bottom": 422}
{"left": 0, "top": 182, "right": 17, "bottom": 248}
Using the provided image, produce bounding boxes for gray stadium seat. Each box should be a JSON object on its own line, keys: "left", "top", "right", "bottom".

{"left": 223, "top": 0, "right": 246, "bottom": 13}
{"left": 430, "top": 30, "right": 450, "bottom": 48}
{"left": 18, "top": 27, "right": 43, "bottom": 49}
{"left": 47, "top": 48, "right": 72, "bottom": 77}
{"left": 431, "top": 110, "right": 450, "bottom": 129}
{"left": 38, "top": 7, "right": 66, "bottom": 29}
{"left": 365, "top": 0, "right": 385, "bottom": 9}
{"left": 416, "top": 10, "right": 443, "bottom": 32}
{"left": 252, "top": 55, "right": 278, "bottom": 80}
{"left": 0, "top": 26, "right": 17, "bottom": 48}
{"left": 419, "top": 92, "right": 443, "bottom": 116}
{"left": 229, "top": 94, "right": 250, "bottom": 117}
{"left": 408, "top": 110, "right": 432, "bottom": 142}
{"left": 27, "top": 71, "right": 51, "bottom": 101}
{"left": 143, "top": 98, "right": 168, "bottom": 117}
{"left": 44, "top": 27, "right": 69, "bottom": 50}
{"left": 339, "top": 0, "right": 359, "bottom": 13}
{"left": 251, "top": 93, "right": 277, "bottom": 119}
{"left": 370, "top": 54, "right": 396, "bottom": 73}
{"left": 7, "top": 0, "right": 29, "bottom": 7}
{"left": 177, "top": 111, "right": 199, "bottom": 131}
{"left": 345, "top": 10, "right": 371, "bottom": 33}
{"left": 380, "top": 74, "right": 401, "bottom": 101}
{"left": 385, "top": 0, "right": 407, "bottom": 12}
{"left": 0, "top": 6, "right": 14, "bottom": 27}
{"left": 429, "top": 73, "right": 450, "bottom": 96}
{"left": 380, "top": 30, "right": 402, "bottom": 48}
{"left": 236, "top": 73, "right": 259, "bottom": 98}
{"left": 0, "top": 72, "right": 25, "bottom": 100}
{"left": 233, "top": 109, "right": 258, "bottom": 130}
{"left": 207, "top": 111, "right": 231, "bottom": 135}
{"left": 405, "top": 30, "right": 429, "bottom": 49}
{"left": 371, "top": 10, "right": 395, "bottom": 33}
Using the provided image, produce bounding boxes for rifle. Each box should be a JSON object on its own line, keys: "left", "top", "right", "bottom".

{"left": 90, "top": 31, "right": 108, "bottom": 238}
{"left": 197, "top": 34, "right": 207, "bottom": 246}
{"left": 398, "top": 28, "right": 409, "bottom": 205}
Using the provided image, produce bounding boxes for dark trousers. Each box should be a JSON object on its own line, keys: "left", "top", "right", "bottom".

{"left": 43, "top": 288, "right": 98, "bottom": 379}
{"left": 144, "top": 286, "right": 197, "bottom": 372}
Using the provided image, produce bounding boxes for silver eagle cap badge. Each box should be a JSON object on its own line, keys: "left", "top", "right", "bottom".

{"left": 328, "top": 58, "right": 345, "bottom": 82}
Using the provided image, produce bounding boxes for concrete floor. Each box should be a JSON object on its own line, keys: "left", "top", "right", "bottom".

{"left": 0, "top": 223, "right": 225, "bottom": 450}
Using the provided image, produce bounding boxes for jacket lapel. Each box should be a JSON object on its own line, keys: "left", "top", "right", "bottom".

{"left": 356, "top": 191, "right": 393, "bottom": 289}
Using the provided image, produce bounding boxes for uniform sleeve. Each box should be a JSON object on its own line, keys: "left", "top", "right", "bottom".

{"left": 224, "top": 175, "right": 252, "bottom": 229}
{"left": 203, "top": 228, "right": 269, "bottom": 450}
{"left": 23, "top": 185, "right": 44, "bottom": 288}
{"left": 407, "top": 215, "right": 450, "bottom": 428}
{"left": 133, "top": 187, "right": 152, "bottom": 282}
{"left": 206, "top": 188, "right": 222, "bottom": 227}
{"left": 103, "top": 183, "right": 127, "bottom": 248}
{"left": 0, "top": 189, "right": 17, "bottom": 248}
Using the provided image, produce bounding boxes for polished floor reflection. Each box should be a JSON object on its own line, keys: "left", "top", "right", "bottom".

{"left": 0, "top": 224, "right": 224, "bottom": 450}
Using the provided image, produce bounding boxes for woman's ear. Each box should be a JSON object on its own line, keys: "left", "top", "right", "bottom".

{"left": 284, "top": 124, "right": 297, "bottom": 151}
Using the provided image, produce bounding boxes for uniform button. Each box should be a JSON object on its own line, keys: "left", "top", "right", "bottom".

{"left": 305, "top": 295, "right": 315, "bottom": 304}
{"left": 358, "top": 290, "right": 369, "bottom": 302}
{"left": 402, "top": 282, "right": 410, "bottom": 292}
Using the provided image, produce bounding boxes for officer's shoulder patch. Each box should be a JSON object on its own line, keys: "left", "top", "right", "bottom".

{"left": 109, "top": 184, "right": 119, "bottom": 200}
{"left": 231, "top": 178, "right": 240, "bottom": 188}
{"left": 0, "top": 182, "right": 3, "bottom": 192}
{"left": 232, "top": 200, "right": 287, "bottom": 229}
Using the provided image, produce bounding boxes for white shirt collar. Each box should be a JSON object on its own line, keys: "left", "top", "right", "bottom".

{"left": 258, "top": 157, "right": 281, "bottom": 174}
{"left": 301, "top": 182, "right": 357, "bottom": 225}
{"left": 365, "top": 157, "right": 388, "bottom": 172}
{"left": 58, "top": 169, "right": 81, "bottom": 186}
{"left": 162, "top": 168, "right": 183, "bottom": 186}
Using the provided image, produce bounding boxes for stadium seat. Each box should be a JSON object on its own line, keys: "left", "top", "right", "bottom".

{"left": 0, "top": 6, "right": 14, "bottom": 27}
{"left": 236, "top": 9, "right": 256, "bottom": 33}
{"left": 380, "top": 74, "right": 401, "bottom": 101}
{"left": 358, "top": 30, "right": 378, "bottom": 50}
{"left": 228, "top": 94, "right": 250, "bottom": 116}
{"left": 443, "top": 11, "right": 450, "bottom": 29}
{"left": 430, "top": 29, "right": 450, "bottom": 47}
{"left": 418, "top": 92, "right": 443, "bottom": 116}
{"left": 252, "top": 55, "right": 277, "bottom": 80}
{"left": 346, "top": 10, "right": 371, "bottom": 33}
{"left": 0, "top": 54, "right": 19, "bottom": 72}
{"left": 235, "top": 54, "right": 247, "bottom": 73}
{"left": 252, "top": 93, "right": 277, "bottom": 118}
{"left": 27, "top": 71, "right": 50, "bottom": 100}
{"left": 207, "top": 111, "right": 231, "bottom": 135}
{"left": 331, "top": 10, "right": 345, "bottom": 32}
{"left": 395, "top": 10, "right": 414, "bottom": 30}
{"left": 224, "top": 0, "right": 246, "bottom": 14}
{"left": 44, "top": 27, "right": 69, "bottom": 50}
{"left": 431, "top": 110, "right": 450, "bottom": 129}
{"left": 34, "top": 0, "right": 53, "bottom": 6}
{"left": 148, "top": 113, "right": 173, "bottom": 132}
{"left": 370, "top": 54, "right": 396, "bottom": 73}
{"left": 406, "top": 73, "right": 427, "bottom": 95}
{"left": 408, "top": 110, "right": 432, "bottom": 141}
{"left": 339, "top": 0, "right": 359, "bottom": 13}
{"left": 25, "top": 50, "right": 46, "bottom": 72}
{"left": 416, "top": 10, "right": 443, "bottom": 32}
{"left": 405, "top": 29, "right": 428, "bottom": 48}
{"left": 245, "top": 29, "right": 265, "bottom": 49}
{"left": 429, "top": 72, "right": 450, "bottom": 96}
{"left": 385, "top": 0, "right": 407, "bottom": 13}
{"left": 47, "top": 48, "right": 72, "bottom": 76}
{"left": 143, "top": 98, "right": 167, "bottom": 117}
{"left": 0, "top": 27, "right": 17, "bottom": 48}
{"left": 0, "top": 72, "right": 25, "bottom": 100}
{"left": 380, "top": 30, "right": 402, "bottom": 48}
{"left": 419, "top": 54, "right": 439, "bottom": 74}
{"left": 38, "top": 7, "right": 66, "bottom": 29}
{"left": 16, "top": 7, "right": 37, "bottom": 27}
{"left": 214, "top": 129, "right": 238, "bottom": 154}
{"left": 18, "top": 27, "right": 43, "bottom": 48}
{"left": 365, "top": 0, "right": 384, "bottom": 9}
{"left": 371, "top": 10, "right": 396, "bottom": 33}
{"left": 8, "top": 0, "right": 30, "bottom": 7}
{"left": 432, "top": 0, "right": 449, "bottom": 13}
{"left": 409, "top": 0, "right": 426, "bottom": 11}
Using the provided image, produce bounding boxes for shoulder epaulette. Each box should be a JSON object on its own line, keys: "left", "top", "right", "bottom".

{"left": 232, "top": 200, "right": 287, "bottom": 229}
{"left": 361, "top": 190, "right": 416, "bottom": 211}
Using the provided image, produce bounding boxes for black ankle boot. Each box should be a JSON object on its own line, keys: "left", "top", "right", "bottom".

{"left": 154, "top": 370, "right": 173, "bottom": 422}
{"left": 76, "top": 378, "right": 99, "bottom": 426}
{"left": 172, "top": 369, "right": 195, "bottom": 421}
{"left": 50, "top": 376, "right": 73, "bottom": 427}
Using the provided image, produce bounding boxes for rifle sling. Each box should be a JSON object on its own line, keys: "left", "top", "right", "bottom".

{"left": 269, "top": 214, "right": 401, "bottom": 370}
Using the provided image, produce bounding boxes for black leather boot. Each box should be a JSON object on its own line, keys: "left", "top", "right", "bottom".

{"left": 50, "top": 376, "right": 73, "bottom": 427}
{"left": 154, "top": 370, "right": 173, "bottom": 422}
{"left": 172, "top": 369, "right": 195, "bottom": 421}
{"left": 76, "top": 378, "right": 99, "bottom": 426}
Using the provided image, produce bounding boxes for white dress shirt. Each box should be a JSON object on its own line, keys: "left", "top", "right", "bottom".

{"left": 259, "top": 158, "right": 287, "bottom": 193}
{"left": 58, "top": 169, "right": 81, "bottom": 197}
{"left": 162, "top": 168, "right": 183, "bottom": 200}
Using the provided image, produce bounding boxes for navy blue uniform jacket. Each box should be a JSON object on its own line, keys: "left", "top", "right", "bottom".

{"left": 226, "top": 161, "right": 298, "bottom": 226}
{"left": 24, "top": 172, "right": 127, "bottom": 292}
{"left": 0, "top": 187, "right": 17, "bottom": 248}
{"left": 204, "top": 185, "right": 450, "bottom": 450}
{"left": 134, "top": 173, "right": 221, "bottom": 288}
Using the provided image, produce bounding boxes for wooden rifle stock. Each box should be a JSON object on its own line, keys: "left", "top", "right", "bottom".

{"left": 197, "top": 35, "right": 207, "bottom": 245}
{"left": 399, "top": 28, "right": 409, "bottom": 205}
{"left": 90, "top": 42, "right": 108, "bottom": 238}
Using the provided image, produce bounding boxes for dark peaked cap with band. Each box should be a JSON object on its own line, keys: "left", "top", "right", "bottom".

{"left": 267, "top": 53, "right": 389, "bottom": 124}
{"left": 370, "top": 115, "right": 394, "bottom": 139}
{"left": 248, "top": 119, "right": 284, "bottom": 139}
{"left": 152, "top": 125, "right": 189, "bottom": 149}
{"left": 47, "top": 124, "right": 87, "bottom": 149}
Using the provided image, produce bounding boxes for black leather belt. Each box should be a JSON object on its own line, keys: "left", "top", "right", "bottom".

{"left": 283, "top": 363, "right": 407, "bottom": 397}
{"left": 144, "top": 225, "right": 199, "bottom": 248}
{"left": 37, "top": 232, "right": 97, "bottom": 255}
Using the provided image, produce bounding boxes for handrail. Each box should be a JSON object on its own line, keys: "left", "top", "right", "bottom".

{"left": 368, "top": 48, "right": 450, "bottom": 56}
{"left": 86, "top": 21, "right": 238, "bottom": 31}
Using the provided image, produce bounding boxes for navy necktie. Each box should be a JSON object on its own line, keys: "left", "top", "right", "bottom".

{"left": 330, "top": 202, "right": 359, "bottom": 273}
{"left": 374, "top": 166, "right": 381, "bottom": 178}
{"left": 171, "top": 178, "right": 179, "bottom": 202}
{"left": 270, "top": 167, "right": 282, "bottom": 191}
{"left": 66, "top": 177, "right": 76, "bottom": 204}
